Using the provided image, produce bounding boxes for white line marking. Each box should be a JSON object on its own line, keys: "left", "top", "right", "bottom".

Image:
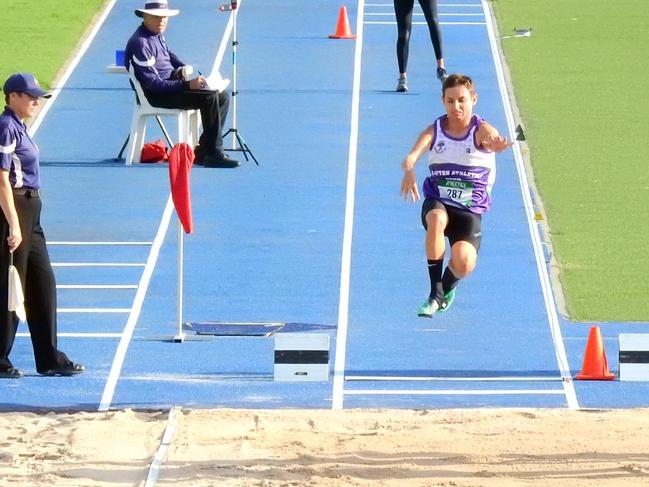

{"left": 57, "top": 308, "right": 131, "bottom": 313}
{"left": 144, "top": 407, "right": 180, "bottom": 487}
{"left": 48, "top": 241, "right": 152, "bottom": 246}
{"left": 28, "top": 0, "right": 119, "bottom": 137}
{"left": 96, "top": 0, "right": 233, "bottom": 411}
{"left": 345, "top": 375, "right": 565, "bottom": 382}
{"left": 17, "top": 332, "right": 122, "bottom": 338}
{"left": 482, "top": 0, "right": 578, "bottom": 409}
{"left": 345, "top": 389, "right": 566, "bottom": 395}
{"left": 211, "top": 4, "right": 234, "bottom": 76}
{"left": 52, "top": 262, "right": 145, "bottom": 267}
{"left": 332, "top": 0, "right": 365, "bottom": 411}
{"left": 99, "top": 196, "right": 175, "bottom": 411}
{"left": 365, "top": 21, "right": 486, "bottom": 25}
{"left": 57, "top": 284, "right": 138, "bottom": 289}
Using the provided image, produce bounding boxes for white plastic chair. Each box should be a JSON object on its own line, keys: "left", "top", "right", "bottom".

{"left": 125, "top": 66, "right": 201, "bottom": 165}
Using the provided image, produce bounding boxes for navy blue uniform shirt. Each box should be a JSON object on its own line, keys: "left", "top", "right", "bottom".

{"left": 0, "top": 107, "right": 40, "bottom": 189}
{"left": 124, "top": 24, "right": 186, "bottom": 93}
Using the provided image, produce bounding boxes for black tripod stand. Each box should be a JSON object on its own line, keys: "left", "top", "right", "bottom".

{"left": 219, "top": 0, "right": 259, "bottom": 165}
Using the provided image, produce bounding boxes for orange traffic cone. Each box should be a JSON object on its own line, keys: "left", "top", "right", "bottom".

{"left": 575, "top": 326, "right": 616, "bottom": 380}
{"left": 329, "top": 6, "right": 356, "bottom": 39}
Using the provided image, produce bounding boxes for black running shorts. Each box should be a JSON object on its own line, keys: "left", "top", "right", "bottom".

{"left": 421, "top": 198, "right": 482, "bottom": 251}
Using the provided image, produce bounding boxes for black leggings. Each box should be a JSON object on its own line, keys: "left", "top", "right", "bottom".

{"left": 394, "top": 0, "right": 443, "bottom": 73}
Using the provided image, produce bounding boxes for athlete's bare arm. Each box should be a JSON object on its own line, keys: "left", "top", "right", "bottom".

{"left": 475, "top": 121, "right": 512, "bottom": 153}
{"left": 400, "top": 124, "right": 435, "bottom": 202}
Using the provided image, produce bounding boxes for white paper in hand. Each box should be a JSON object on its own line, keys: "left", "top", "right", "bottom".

{"left": 8, "top": 264, "right": 26, "bottom": 322}
{"left": 202, "top": 71, "right": 230, "bottom": 92}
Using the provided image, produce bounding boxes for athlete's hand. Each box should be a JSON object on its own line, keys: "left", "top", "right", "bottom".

{"left": 481, "top": 135, "right": 513, "bottom": 153}
{"left": 7, "top": 225, "right": 21, "bottom": 253}
{"left": 400, "top": 170, "right": 420, "bottom": 202}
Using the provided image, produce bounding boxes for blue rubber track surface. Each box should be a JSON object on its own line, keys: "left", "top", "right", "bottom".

{"left": 3, "top": 0, "right": 649, "bottom": 411}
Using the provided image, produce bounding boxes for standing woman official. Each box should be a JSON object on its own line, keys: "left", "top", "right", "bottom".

{"left": 0, "top": 73, "right": 84, "bottom": 378}
{"left": 394, "top": 0, "right": 447, "bottom": 92}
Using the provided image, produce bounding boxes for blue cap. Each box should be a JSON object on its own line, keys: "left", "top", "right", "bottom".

{"left": 3, "top": 73, "right": 51, "bottom": 99}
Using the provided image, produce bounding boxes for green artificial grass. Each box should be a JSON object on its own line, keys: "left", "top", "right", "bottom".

{"left": 0, "top": 0, "right": 106, "bottom": 90}
{"left": 492, "top": 0, "right": 649, "bottom": 321}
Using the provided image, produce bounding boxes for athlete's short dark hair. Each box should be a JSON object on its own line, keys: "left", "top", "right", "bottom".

{"left": 442, "top": 74, "right": 476, "bottom": 97}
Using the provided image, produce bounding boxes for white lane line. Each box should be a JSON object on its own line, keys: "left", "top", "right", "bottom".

{"left": 17, "top": 332, "right": 122, "bottom": 338}
{"left": 52, "top": 262, "right": 145, "bottom": 267}
{"left": 144, "top": 407, "right": 180, "bottom": 487}
{"left": 345, "top": 375, "right": 565, "bottom": 382}
{"left": 28, "top": 0, "right": 119, "bottom": 136}
{"left": 99, "top": 196, "right": 175, "bottom": 411}
{"left": 57, "top": 284, "right": 138, "bottom": 289}
{"left": 482, "top": 0, "right": 578, "bottom": 409}
{"left": 365, "top": 21, "right": 486, "bottom": 25}
{"left": 48, "top": 241, "right": 152, "bottom": 245}
{"left": 345, "top": 389, "right": 566, "bottom": 396}
{"left": 57, "top": 308, "right": 131, "bottom": 313}
{"left": 332, "top": 0, "right": 366, "bottom": 411}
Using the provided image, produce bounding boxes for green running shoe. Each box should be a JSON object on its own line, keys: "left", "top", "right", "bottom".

{"left": 439, "top": 288, "right": 456, "bottom": 313}
{"left": 417, "top": 298, "right": 440, "bottom": 318}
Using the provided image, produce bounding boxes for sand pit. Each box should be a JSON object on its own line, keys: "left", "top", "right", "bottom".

{"left": 1, "top": 408, "right": 649, "bottom": 486}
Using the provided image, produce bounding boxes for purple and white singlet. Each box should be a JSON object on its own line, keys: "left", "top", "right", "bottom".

{"left": 423, "top": 114, "right": 496, "bottom": 214}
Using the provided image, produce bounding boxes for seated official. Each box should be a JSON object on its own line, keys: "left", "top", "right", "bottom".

{"left": 125, "top": 1, "right": 239, "bottom": 168}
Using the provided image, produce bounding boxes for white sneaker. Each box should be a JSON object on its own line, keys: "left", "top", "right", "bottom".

{"left": 396, "top": 77, "right": 408, "bottom": 92}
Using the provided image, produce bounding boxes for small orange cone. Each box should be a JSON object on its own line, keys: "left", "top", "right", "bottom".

{"left": 329, "top": 6, "right": 356, "bottom": 39}
{"left": 575, "top": 326, "right": 616, "bottom": 380}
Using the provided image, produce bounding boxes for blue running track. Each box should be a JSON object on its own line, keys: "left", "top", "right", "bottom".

{"left": 3, "top": 0, "right": 649, "bottom": 411}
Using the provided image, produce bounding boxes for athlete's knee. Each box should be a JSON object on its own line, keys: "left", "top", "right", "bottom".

{"left": 454, "top": 258, "right": 475, "bottom": 276}
{"left": 449, "top": 258, "right": 475, "bottom": 278}
{"left": 397, "top": 29, "right": 411, "bottom": 44}
{"left": 425, "top": 209, "right": 447, "bottom": 233}
{"left": 450, "top": 244, "right": 477, "bottom": 277}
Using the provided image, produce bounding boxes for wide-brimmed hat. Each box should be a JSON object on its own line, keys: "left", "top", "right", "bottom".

{"left": 3, "top": 73, "right": 51, "bottom": 99}
{"left": 135, "top": 1, "right": 179, "bottom": 18}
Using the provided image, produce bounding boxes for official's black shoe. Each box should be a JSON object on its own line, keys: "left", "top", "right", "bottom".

{"left": 193, "top": 145, "right": 205, "bottom": 162}
{"left": 0, "top": 367, "right": 23, "bottom": 378}
{"left": 38, "top": 362, "right": 85, "bottom": 377}
{"left": 195, "top": 152, "right": 240, "bottom": 168}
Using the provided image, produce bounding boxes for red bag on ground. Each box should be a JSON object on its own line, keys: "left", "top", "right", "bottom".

{"left": 140, "top": 139, "right": 168, "bottom": 163}
{"left": 168, "top": 143, "right": 195, "bottom": 233}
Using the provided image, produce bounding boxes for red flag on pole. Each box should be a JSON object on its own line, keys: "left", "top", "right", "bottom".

{"left": 168, "top": 143, "right": 195, "bottom": 233}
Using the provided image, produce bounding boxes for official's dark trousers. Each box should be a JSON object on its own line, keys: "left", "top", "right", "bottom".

{"left": 0, "top": 192, "right": 67, "bottom": 372}
{"left": 144, "top": 89, "right": 230, "bottom": 155}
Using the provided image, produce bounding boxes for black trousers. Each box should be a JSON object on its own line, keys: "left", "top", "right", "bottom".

{"left": 394, "top": 0, "right": 443, "bottom": 73}
{"left": 144, "top": 89, "right": 230, "bottom": 155}
{"left": 0, "top": 193, "right": 69, "bottom": 372}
